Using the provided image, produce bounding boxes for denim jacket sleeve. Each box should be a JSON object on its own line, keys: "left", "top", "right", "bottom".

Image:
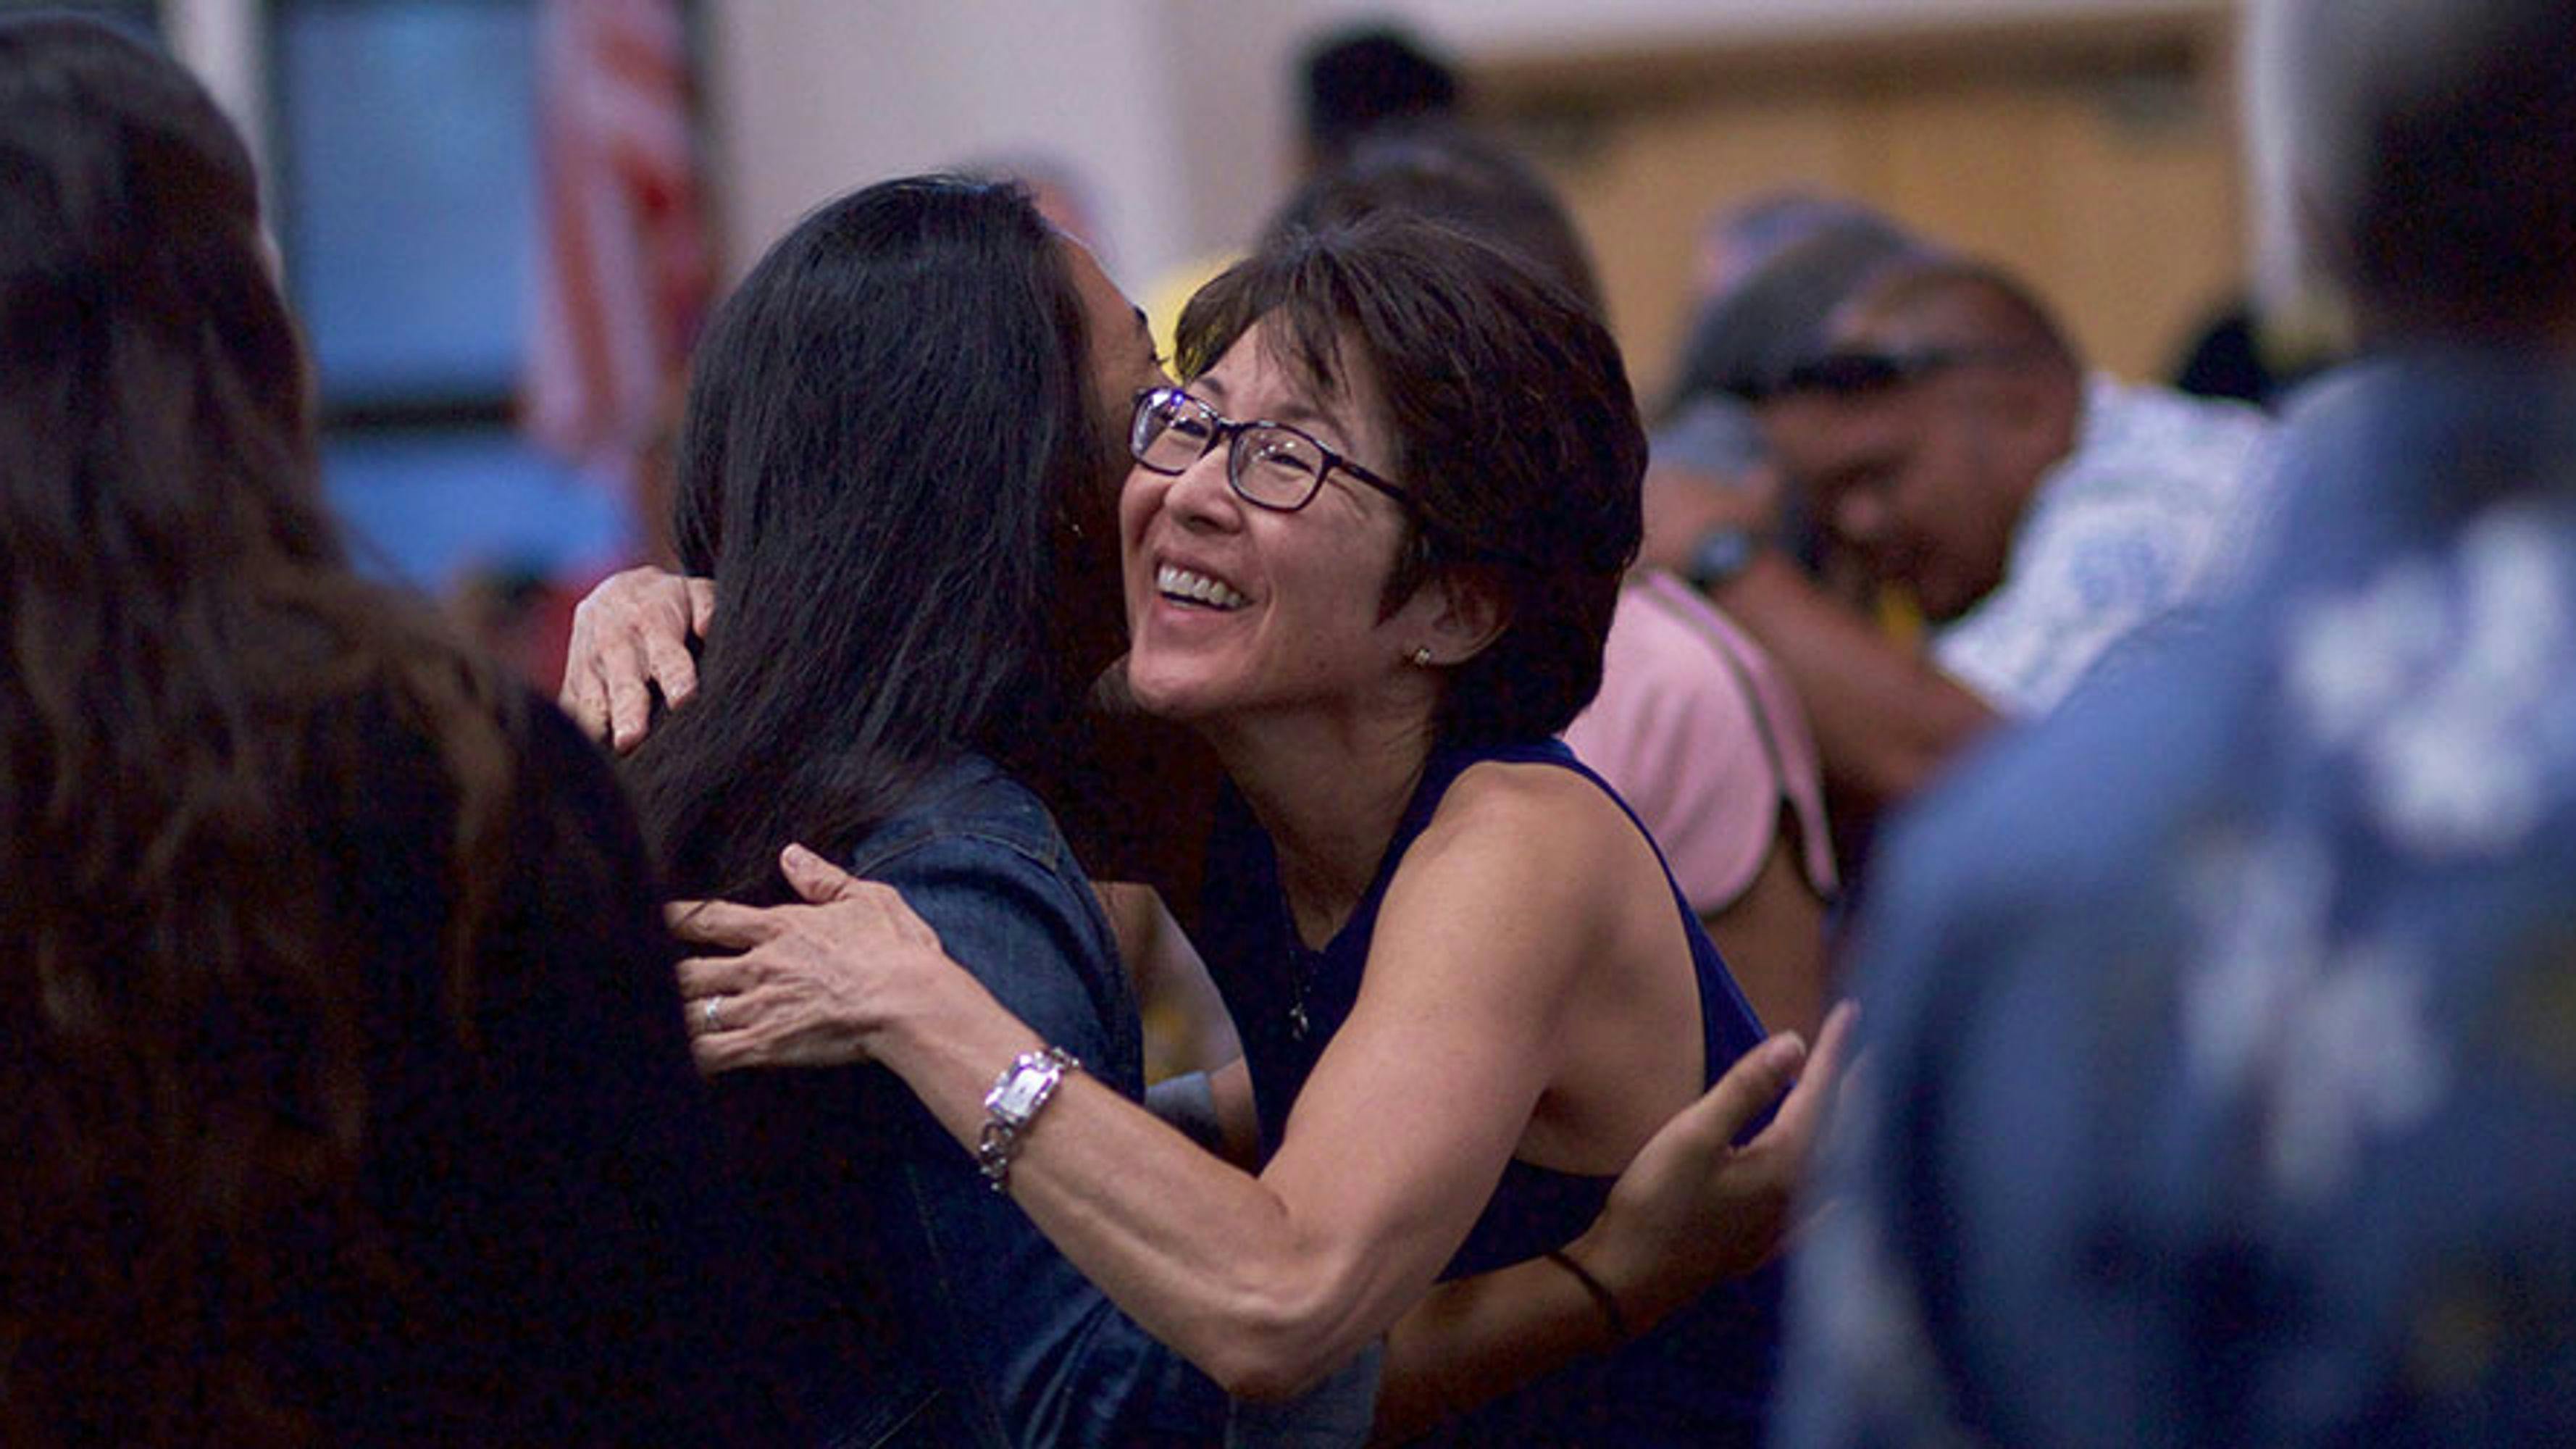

{"left": 851, "top": 794, "right": 1235, "bottom": 1448}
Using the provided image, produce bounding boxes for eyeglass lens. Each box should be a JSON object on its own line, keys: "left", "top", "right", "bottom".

{"left": 1133, "top": 391, "right": 1328, "bottom": 510}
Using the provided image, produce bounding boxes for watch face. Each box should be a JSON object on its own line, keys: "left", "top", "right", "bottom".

{"left": 993, "top": 1071, "right": 1050, "bottom": 1120}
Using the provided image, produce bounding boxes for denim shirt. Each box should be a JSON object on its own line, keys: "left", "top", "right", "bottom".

{"left": 713, "top": 756, "right": 1233, "bottom": 1448}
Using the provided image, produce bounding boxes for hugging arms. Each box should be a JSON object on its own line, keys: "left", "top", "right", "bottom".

{"left": 569, "top": 560, "right": 1850, "bottom": 1442}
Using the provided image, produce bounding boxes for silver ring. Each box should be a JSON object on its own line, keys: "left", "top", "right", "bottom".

{"left": 701, "top": 996, "right": 723, "bottom": 1032}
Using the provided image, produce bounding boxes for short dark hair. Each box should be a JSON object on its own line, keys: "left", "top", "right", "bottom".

{"left": 1266, "top": 124, "right": 1603, "bottom": 314}
{"left": 630, "top": 176, "right": 1105, "bottom": 900}
{"left": 1300, "top": 25, "right": 1460, "bottom": 165}
{"left": 1174, "top": 215, "right": 1644, "bottom": 745}
{"left": 2268, "top": 0, "right": 2576, "bottom": 340}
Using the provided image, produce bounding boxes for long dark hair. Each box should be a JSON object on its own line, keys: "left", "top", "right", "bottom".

{"left": 625, "top": 175, "right": 1105, "bottom": 901}
{"left": 0, "top": 17, "right": 513, "bottom": 1443}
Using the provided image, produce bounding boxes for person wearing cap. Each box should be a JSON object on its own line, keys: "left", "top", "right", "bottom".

{"left": 1683, "top": 247, "right": 2273, "bottom": 859}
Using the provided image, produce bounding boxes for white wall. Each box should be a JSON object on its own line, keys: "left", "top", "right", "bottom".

{"left": 164, "top": 0, "right": 267, "bottom": 169}
{"left": 703, "top": 0, "right": 1204, "bottom": 291}
{"left": 163, "top": 0, "right": 2238, "bottom": 304}
{"left": 702, "top": 0, "right": 2233, "bottom": 297}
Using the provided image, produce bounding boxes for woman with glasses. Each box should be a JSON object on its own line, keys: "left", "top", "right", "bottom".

{"left": 604, "top": 178, "right": 1833, "bottom": 1445}
{"left": 653, "top": 214, "right": 1844, "bottom": 1445}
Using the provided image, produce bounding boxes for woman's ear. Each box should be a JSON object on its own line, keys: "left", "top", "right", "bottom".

{"left": 1415, "top": 567, "right": 1511, "bottom": 667}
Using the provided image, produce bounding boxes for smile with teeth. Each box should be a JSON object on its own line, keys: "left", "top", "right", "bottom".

{"left": 1157, "top": 564, "right": 1248, "bottom": 611}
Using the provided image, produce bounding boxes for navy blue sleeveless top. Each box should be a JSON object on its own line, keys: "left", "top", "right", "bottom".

{"left": 1197, "top": 738, "right": 1784, "bottom": 1446}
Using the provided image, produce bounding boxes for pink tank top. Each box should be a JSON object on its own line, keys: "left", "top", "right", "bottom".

{"left": 1562, "top": 570, "right": 1837, "bottom": 914}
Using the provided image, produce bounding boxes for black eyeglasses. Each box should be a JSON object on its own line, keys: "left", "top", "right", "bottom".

{"left": 1723, "top": 346, "right": 2037, "bottom": 404}
{"left": 1129, "top": 386, "right": 1405, "bottom": 513}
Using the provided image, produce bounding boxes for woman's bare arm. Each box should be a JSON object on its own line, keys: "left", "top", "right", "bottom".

{"left": 677, "top": 769, "right": 1721, "bottom": 1400}
{"left": 1371, "top": 1001, "right": 1852, "bottom": 1442}
{"left": 676, "top": 844, "right": 1849, "bottom": 1427}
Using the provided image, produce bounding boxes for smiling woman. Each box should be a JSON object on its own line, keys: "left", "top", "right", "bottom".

{"left": 1126, "top": 220, "right": 1791, "bottom": 1442}
{"left": 1119, "top": 321, "right": 1445, "bottom": 735}
{"left": 587, "top": 172, "right": 1851, "bottom": 1448}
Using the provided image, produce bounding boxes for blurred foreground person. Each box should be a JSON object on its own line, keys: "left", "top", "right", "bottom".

{"left": 0, "top": 19, "right": 795, "bottom": 1444}
{"left": 1778, "top": 0, "right": 2576, "bottom": 1442}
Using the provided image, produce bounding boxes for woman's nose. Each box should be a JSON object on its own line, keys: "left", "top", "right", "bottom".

{"left": 1163, "top": 440, "right": 1244, "bottom": 530}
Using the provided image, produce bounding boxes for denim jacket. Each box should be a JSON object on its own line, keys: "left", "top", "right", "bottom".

{"left": 713, "top": 756, "right": 1232, "bottom": 1448}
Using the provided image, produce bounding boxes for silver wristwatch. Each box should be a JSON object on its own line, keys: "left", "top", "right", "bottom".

{"left": 976, "top": 1045, "right": 1080, "bottom": 1193}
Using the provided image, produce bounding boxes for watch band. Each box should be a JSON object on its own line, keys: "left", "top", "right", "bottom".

{"left": 976, "top": 1045, "right": 1080, "bottom": 1193}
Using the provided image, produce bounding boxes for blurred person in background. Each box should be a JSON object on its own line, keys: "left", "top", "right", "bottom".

{"left": 1147, "top": 20, "right": 1462, "bottom": 356}
{"left": 1774, "top": 0, "right": 2576, "bottom": 1440}
{"left": 1691, "top": 245, "right": 2274, "bottom": 869}
{"left": 1644, "top": 214, "right": 1934, "bottom": 885}
{"left": 1297, "top": 22, "right": 1460, "bottom": 175}
{"left": 1267, "top": 125, "right": 1594, "bottom": 320}
{"left": 1639, "top": 196, "right": 1928, "bottom": 584}
{"left": 0, "top": 17, "right": 800, "bottom": 1444}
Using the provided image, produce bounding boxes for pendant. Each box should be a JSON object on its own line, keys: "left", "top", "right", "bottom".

{"left": 1288, "top": 999, "right": 1310, "bottom": 1041}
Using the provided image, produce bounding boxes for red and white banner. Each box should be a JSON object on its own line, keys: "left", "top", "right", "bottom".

{"left": 523, "top": 0, "right": 710, "bottom": 485}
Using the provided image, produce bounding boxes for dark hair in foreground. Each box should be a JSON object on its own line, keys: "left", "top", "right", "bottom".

{"left": 1176, "top": 215, "right": 1644, "bottom": 745}
{"left": 0, "top": 17, "right": 512, "bottom": 1442}
{"left": 627, "top": 175, "right": 1105, "bottom": 901}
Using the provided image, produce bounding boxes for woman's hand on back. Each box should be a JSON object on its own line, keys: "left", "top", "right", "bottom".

{"left": 667, "top": 843, "right": 957, "bottom": 1073}
{"left": 1571, "top": 1000, "right": 1857, "bottom": 1332}
{"left": 559, "top": 565, "right": 716, "bottom": 753}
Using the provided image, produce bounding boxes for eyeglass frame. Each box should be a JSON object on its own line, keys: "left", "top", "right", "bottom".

{"left": 1128, "top": 385, "right": 1407, "bottom": 514}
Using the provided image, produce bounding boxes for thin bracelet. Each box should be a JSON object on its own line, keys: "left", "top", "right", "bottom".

{"left": 1544, "top": 1248, "right": 1631, "bottom": 1347}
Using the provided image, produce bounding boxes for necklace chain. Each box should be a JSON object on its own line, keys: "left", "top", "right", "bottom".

{"left": 1287, "top": 937, "right": 1315, "bottom": 1042}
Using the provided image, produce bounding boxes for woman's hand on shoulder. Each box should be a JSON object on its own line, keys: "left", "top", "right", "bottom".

{"left": 559, "top": 565, "right": 716, "bottom": 753}
{"left": 668, "top": 843, "right": 957, "bottom": 1073}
